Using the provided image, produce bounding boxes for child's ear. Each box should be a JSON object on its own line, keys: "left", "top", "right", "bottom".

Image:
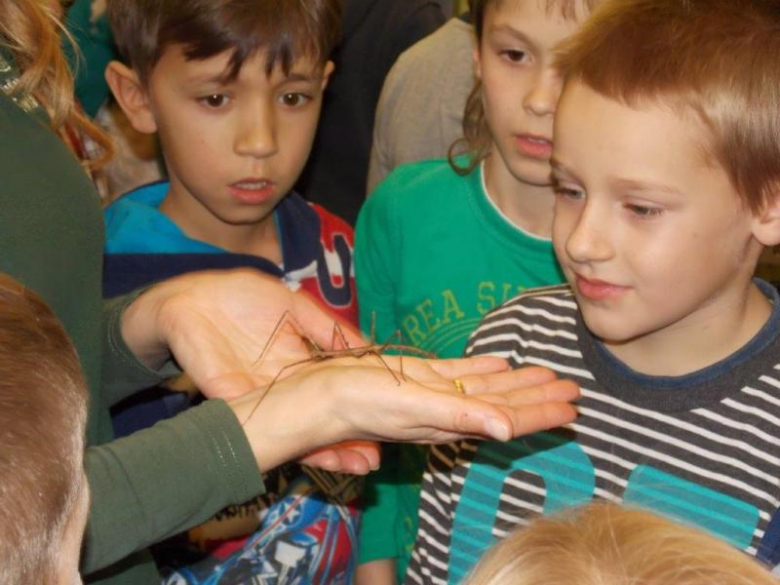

{"left": 105, "top": 61, "right": 157, "bottom": 134}
{"left": 320, "top": 61, "right": 336, "bottom": 91}
{"left": 751, "top": 186, "right": 780, "bottom": 247}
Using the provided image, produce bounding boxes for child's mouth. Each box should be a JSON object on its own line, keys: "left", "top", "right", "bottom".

{"left": 515, "top": 134, "right": 553, "bottom": 159}
{"left": 575, "top": 274, "right": 628, "bottom": 301}
{"left": 230, "top": 179, "right": 276, "bottom": 205}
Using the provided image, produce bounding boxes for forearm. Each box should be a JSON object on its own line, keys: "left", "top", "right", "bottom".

{"left": 82, "top": 400, "right": 264, "bottom": 573}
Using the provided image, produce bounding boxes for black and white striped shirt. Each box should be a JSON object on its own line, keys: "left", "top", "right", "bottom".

{"left": 407, "top": 283, "right": 780, "bottom": 584}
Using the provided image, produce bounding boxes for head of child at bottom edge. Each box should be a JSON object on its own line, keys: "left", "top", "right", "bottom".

{"left": 547, "top": 0, "right": 780, "bottom": 375}
{"left": 105, "top": 0, "right": 342, "bottom": 247}
{"left": 463, "top": 503, "right": 777, "bottom": 585}
{"left": 0, "top": 273, "right": 89, "bottom": 585}
{"left": 449, "top": 0, "right": 600, "bottom": 184}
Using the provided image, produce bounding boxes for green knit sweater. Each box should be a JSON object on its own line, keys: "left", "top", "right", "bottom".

{"left": 0, "top": 49, "right": 264, "bottom": 585}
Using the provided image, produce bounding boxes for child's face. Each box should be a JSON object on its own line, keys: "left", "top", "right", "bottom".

{"left": 551, "top": 81, "right": 765, "bottom": 353}
{"left": 143, "top": 45, "right": 332, "bottom": 240}
{"left": 475, "top": 0, "right": 587, "bottom": 188}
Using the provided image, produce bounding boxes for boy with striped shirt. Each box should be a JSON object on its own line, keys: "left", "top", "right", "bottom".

{"left": 407, "top": 0, "right": 780, "bottom": 583}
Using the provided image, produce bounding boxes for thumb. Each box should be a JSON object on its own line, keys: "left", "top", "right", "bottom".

{"left": 199, "top": 371, "right": 257, "bottom": 400}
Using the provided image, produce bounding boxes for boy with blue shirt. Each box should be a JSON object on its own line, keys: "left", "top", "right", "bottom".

{"left": 408, "top": 0, "right": 780, "bottom": 583}
{"left": 103, "top": 1, "right": 360, "bottom": 582}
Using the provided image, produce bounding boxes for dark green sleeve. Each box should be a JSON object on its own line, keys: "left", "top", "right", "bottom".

{"left": 101, "top": 291, "right": 180, "bottom": 408}
{"left": 83, "top": 399, "right": 265, "bottom": 574}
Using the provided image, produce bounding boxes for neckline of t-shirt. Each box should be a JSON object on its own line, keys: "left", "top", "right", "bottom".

{"left": 576, "top": 279, "right": 780, "bottom": 412}
{"left": 471, "top": 161, "right": 557, "bottom": 253}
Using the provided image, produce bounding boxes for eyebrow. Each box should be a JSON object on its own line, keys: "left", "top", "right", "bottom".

{"left": 609, "top": 177, "right": 684, "bottom": 196}
{"left": 486, "top": 24, "right": 537, "bottom": 50}
{"left": 551, "top": 160, "right": 683, "bottom": 195}
{"left": 283, "top": 72, "right": 320, "bottom": 83}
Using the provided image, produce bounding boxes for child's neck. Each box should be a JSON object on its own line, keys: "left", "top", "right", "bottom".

{"left": 482, "top": 153, "right": 555, "bottom": 238}
{"left": 159, "top": 194, "right": 283, "bottom": 264}
{"left": 604, "top": 281, "right": 773, "bottom": 377}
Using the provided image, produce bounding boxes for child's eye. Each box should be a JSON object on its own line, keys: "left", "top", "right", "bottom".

{"left": 199, "top": 94, "right": 230, "bottom": 109}
{"left": 554, "top": 186, "right": 584, "bottom": 201}
{"left": 279, "top": 93, "right": 311, "bottom": 107}
{"left": 625, "top": 203, "right": 664, "bottom": 219}
{"left": 501, "top": 49, "right": 528, "bottom": 63}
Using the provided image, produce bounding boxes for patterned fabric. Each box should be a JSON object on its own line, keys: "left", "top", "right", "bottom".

{"left": 160, "top": 466, "right": 361, "bottom": 585}
{"left": 407, "top": 282, "right": 780, "bottom": 584}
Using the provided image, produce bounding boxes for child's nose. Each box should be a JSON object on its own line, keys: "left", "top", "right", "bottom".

{"left": 523, "top": 68, "right": 563, "bottom": 118}
{"left": 564, "top": 204, "right": 614, "bottom": 264}
{"left": 235, "top": 108, "right": 278, "bottom": 159}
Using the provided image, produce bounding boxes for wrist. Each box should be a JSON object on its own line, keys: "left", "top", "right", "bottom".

{"left": 227, "top": 370, "right": 345, "bottom": 471}
{"left": 120, "top": 284, "right": 173, "bottom": 370}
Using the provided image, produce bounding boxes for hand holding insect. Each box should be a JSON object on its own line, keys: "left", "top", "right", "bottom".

{"left": 120, "top": 268, "right": 364, "bottom": 399}
{"left": 119, "top": 268, "right": 579, "bottom": 476}
{"left": 231, "top": 356, "right": 579, "bottom": 475}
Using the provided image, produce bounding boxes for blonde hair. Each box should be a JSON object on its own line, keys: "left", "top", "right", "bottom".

{"left": 555, "top": 0, "right": 780, "bottom": 214}
{"left": 449, "top": 0, "right": 600, "bottom": 175}
{"left": 0, "top": 273, "right": 88, "bottom": 584}
{"left": 465, "top": 504, "right": 777, "bottom": 585}
{"left": 0, "top": 0, "right": 111, "bottom": 165}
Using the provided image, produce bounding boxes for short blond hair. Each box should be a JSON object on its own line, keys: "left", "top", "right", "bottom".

{"left": 465, "top": 504, "right": 777, "bottom": 585}
{"left": 555, "top": 0, "right": 780, "bottom": 214}
{"left": 0, "top": 274, "right": 88, "bottom": 584}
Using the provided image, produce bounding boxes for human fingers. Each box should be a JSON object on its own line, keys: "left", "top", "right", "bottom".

{"left": 299, "top": 448, "right": 374, "bottom": 474}
{"left": 198, "top": 371, "right": 257, "bottom": 400}
{"left": 493, "top": 401, "right": 578, "bottom": 437}
{"left": 417, "top": 355, "right": 511, "bottom": 378}
{"left": 299, "top": 441, "right": 380, "bottom": 474}
{"left": 474, "top": 377, "right": 580, "bottom": 405}
{"left": 353, "top": 355, "right": 511, "bottom": 386}
{"left": 462, "top": 372, "right": 577, "bottom": 401}
{"left": 291, "top": 290, "right": 365, "bottom": 349}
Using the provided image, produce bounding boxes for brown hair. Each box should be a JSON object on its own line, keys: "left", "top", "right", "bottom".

{"left": 449, "top": 0, "right": 600, "bottom": 175}
{"left": 465, "top": 503, "right": 777, "bottom": 585}
{"left": 0, "top": 274, "right": 88, "bottom": 584}
{"left": 0, "top": 0, "right": 111, "bottom": 166}
{"left": 108, "top": 0, "right": 343, "bottom": 84}
{"left": 555, "top": 0, "right": 780, "bottom": 214}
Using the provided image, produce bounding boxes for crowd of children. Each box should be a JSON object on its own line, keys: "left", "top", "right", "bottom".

{"left": 3, "top": 0, "right": 780, "bottom": 583}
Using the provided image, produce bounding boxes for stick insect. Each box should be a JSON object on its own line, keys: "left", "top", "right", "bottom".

{"left": 242, "top": 312, "right": 434, "bottom": 425}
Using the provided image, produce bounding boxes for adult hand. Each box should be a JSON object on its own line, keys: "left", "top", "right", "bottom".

{"left": 120, "top": 268, "right": 364, "bottom": 399}
{"left": 231, "top": 356, "right": 579, "bottom": 474}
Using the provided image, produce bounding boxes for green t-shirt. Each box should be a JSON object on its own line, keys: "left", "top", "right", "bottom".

{"left": 355, "top": 158, "right": 565, "bottom": 581}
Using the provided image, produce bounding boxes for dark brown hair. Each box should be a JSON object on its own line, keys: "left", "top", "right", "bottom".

{"left": 449, "top": 0, "right": 600, "bottom": 175}
{"left": 108, "top": 0, "right": 343, "bottom": 83}
{"left": 555, "top": 0, "right": 780, "bottom": 213}
{"left": 0, "top": 273, "right": 88, "bottom": 584}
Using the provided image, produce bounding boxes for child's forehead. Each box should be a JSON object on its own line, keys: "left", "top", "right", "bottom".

{"left": 554, "top": 80, "right": 725, "bottom": 183}
{"left": 159, "top": 43, "right": 326, "bottom": 82}
{"left": 558, "top": 79, "right": 708, "bottom": 141}
{"left": 487, "top": 0, "right": 590, "bottom": 23}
